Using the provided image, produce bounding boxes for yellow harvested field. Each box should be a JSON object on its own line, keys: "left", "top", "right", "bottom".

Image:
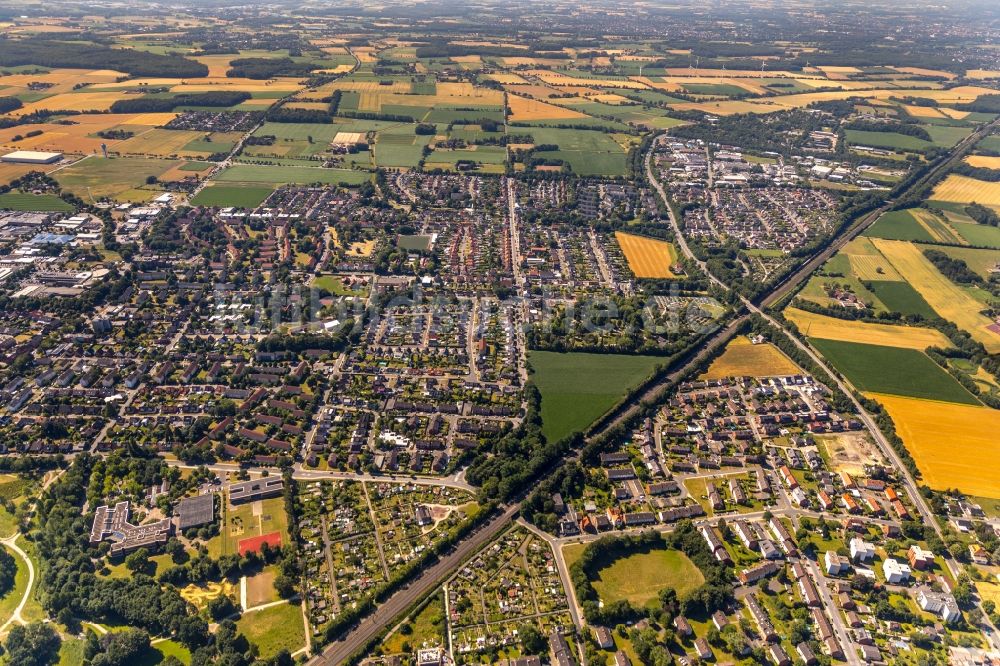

{"left": 0, "top": 113, "right": 175, "bottom": 154}
{"left": 872, "top": 393, "right": 1000, "bottom": 497}
{"left": 314, "top": 65, "right": 354, "bottom": 75}
{"left": 701, "top": 336, "right": 802, "bottom": 380}
{"left": 966, "top": 70, "right": 1000, "bottom": 79}
{"left": 486, "top": 73, "right": 528, "bottom": 85}
{"left": 615, "top": 232, "right": 678, "bottom": 278}
{"left": 502, "top": 83, "right": 566, "bottom": 99}
{"left": 872, "top": 239, "right": 1000, "bottom": 353}
{"left": 673, "top": 85, "right": 1000, "bottom": 116}
{"left": 127, "top": 113, "right": 179, "bottom": 126}
{"left": 329, "top": 80, "right": 413, "bottom": 93}
{"left": 114, "top": 129, "right": 210, "bottom": 157}
{"left": 848, "top": 252, "right": 902, "bottom": 280}
{"left": 965, "top": 155, "right": 1000, "bottom": 169}
{"left": 784, "top": 307, "right": 952, "bottom": 350}
{"left": 932, "top": 174, "right": 1000, "bottom": 207}
{"left": 0, "top": 162, "right": 58, "bottom": 186}
{"left": 171, "top": 78, "right": 303, "bottom": 93}
{"left": 528, "top": 70, "right": 649, "bottom": 90}
{"left": 194, "top": 55, "right": 237, "bottom": 77}
{"left": 904, "top": 104, "right": 945, "bottom": 118}
{"left": 895, "top": 67, "right": 957, "bottom": 79}
{"left": 436, "top": 82, "right": 505, "bottom": 101}
{"left": 508, "top": 94, "right": 589, "bottom": 121}
{"left": 938, "top": 107, "right": 971, "bottom": 120}
{"left": 13, "top": 92, "right": 126, "bottom": 115}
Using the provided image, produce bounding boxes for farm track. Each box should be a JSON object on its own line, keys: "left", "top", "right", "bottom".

{"left": 310, "top": 117, "right": 1000, "bottom": 664}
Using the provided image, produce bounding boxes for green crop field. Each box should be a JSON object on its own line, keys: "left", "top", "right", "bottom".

{"left": 866, "top": 281, "right": 937, "bottom": 318}
{"left": 189, "top": 185, "right": 273, "bottom": 208}
{"left": 977, "top": 135, "right": 1000, "bottom": 153}
{"left": 865, "top": 209, "right": 936, "bottom": 243}
{"left": 681, "top": 82, "right": 748, "bottom": 97}
{"left": 214, "top": 164, "right": 370, "bottom": 186}
{"left": 529, "top": 351, "right": 661, "bottom": 442}
{"left": 0, "top": 192, "right": 73, "bottom": 212}
{"left": 589, "top": 541, "right": 704, "bottom": 609}
{"left": 809, "top": 339, "right": 979, "bottom": 404}
{"left": 523, "top": 127, "right": 630, "bottom": 175}
{"left": 845, "top": 129, "right": 933, "bottom": 152}
{"left": 925, "top": 124, "right": 973, "bottom": 147}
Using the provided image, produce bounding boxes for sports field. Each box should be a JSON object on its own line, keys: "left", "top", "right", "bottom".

{"left": 701, "top": 336, "right": 801, "bottom": 379}
{"left": 931, "top": 174, "right": 1000, "bottom": 207}
{"left": 590, "top": 546, "right": 704, "bottom": 609}
{"left": 873, "top": 393, "right": 1000, "bottom": 497}
{"left": 219, "top": 496, "right": 288, "bottom": 557}
{"left": 785, "top": 307, "right": 951, "bottom": 350}
{"left": 614, "top": 232, "right": 678, "bottom": 278}
{"left": 529, "top": 350, "right": 661, "bottom": 443}
{"left": 871, "top": 239, "right": 1000, "bottom": 352}
{"left": 810, "top": 338, "right": 979, "bottom": 404}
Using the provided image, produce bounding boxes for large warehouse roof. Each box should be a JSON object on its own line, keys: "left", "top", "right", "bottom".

{"left": 0, "top": 150, "right": 63, "bottom": 164}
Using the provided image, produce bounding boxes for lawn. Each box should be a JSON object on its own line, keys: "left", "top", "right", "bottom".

{"left": 529, "top": 351, "right": 661, "bottom": 443}
{"left": 236, "top": 601, "right": 305, "bottom": 659}
{"left": 214, "top": 164, "right": 370, "bottom": 186}
{"left": 589, "top": 544, "right": 704, "bottom": 609}
{"left": 189, "top": 184, "right": 273, "bottom": 208}
{"left": 809, "top": 338, "right": 980, "bottom": 404}
{"left": 0, "top": 192, "right": 73, "bottom": 212}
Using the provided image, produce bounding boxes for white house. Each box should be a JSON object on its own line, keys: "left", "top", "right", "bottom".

{"left": 849, "top": 537, "right": 876, "bottom": 563}
{"left": 883, "top": 558, "right": 911, "bottom": 584}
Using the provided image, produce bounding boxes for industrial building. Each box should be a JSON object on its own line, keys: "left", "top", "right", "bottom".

{"left": 0, "top": 150, "right": 63, "bottom": 164}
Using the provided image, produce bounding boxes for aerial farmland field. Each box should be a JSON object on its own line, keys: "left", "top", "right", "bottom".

{"left": 931, "top": 174, "right": 1000, "bottom": 207}
{"left": 809, "top": 339, "right": 979, "bottom": 404}
{"left": 873, "top": 393, "right": 1000, "bottom": 497}
{"left": 614, "top": 232, "right": 679, "bottom": 278}
{"left": 529, "top": 350, "right": 661, "bottom": 443}
{"left": 700, "top": 336, "right": 801, "bottom": 379}
{"left": 871, "top": 238, "right": 1000, "bottom": 352}
{"left": 784, "top": 307, "right": 950, "bottom": 350}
